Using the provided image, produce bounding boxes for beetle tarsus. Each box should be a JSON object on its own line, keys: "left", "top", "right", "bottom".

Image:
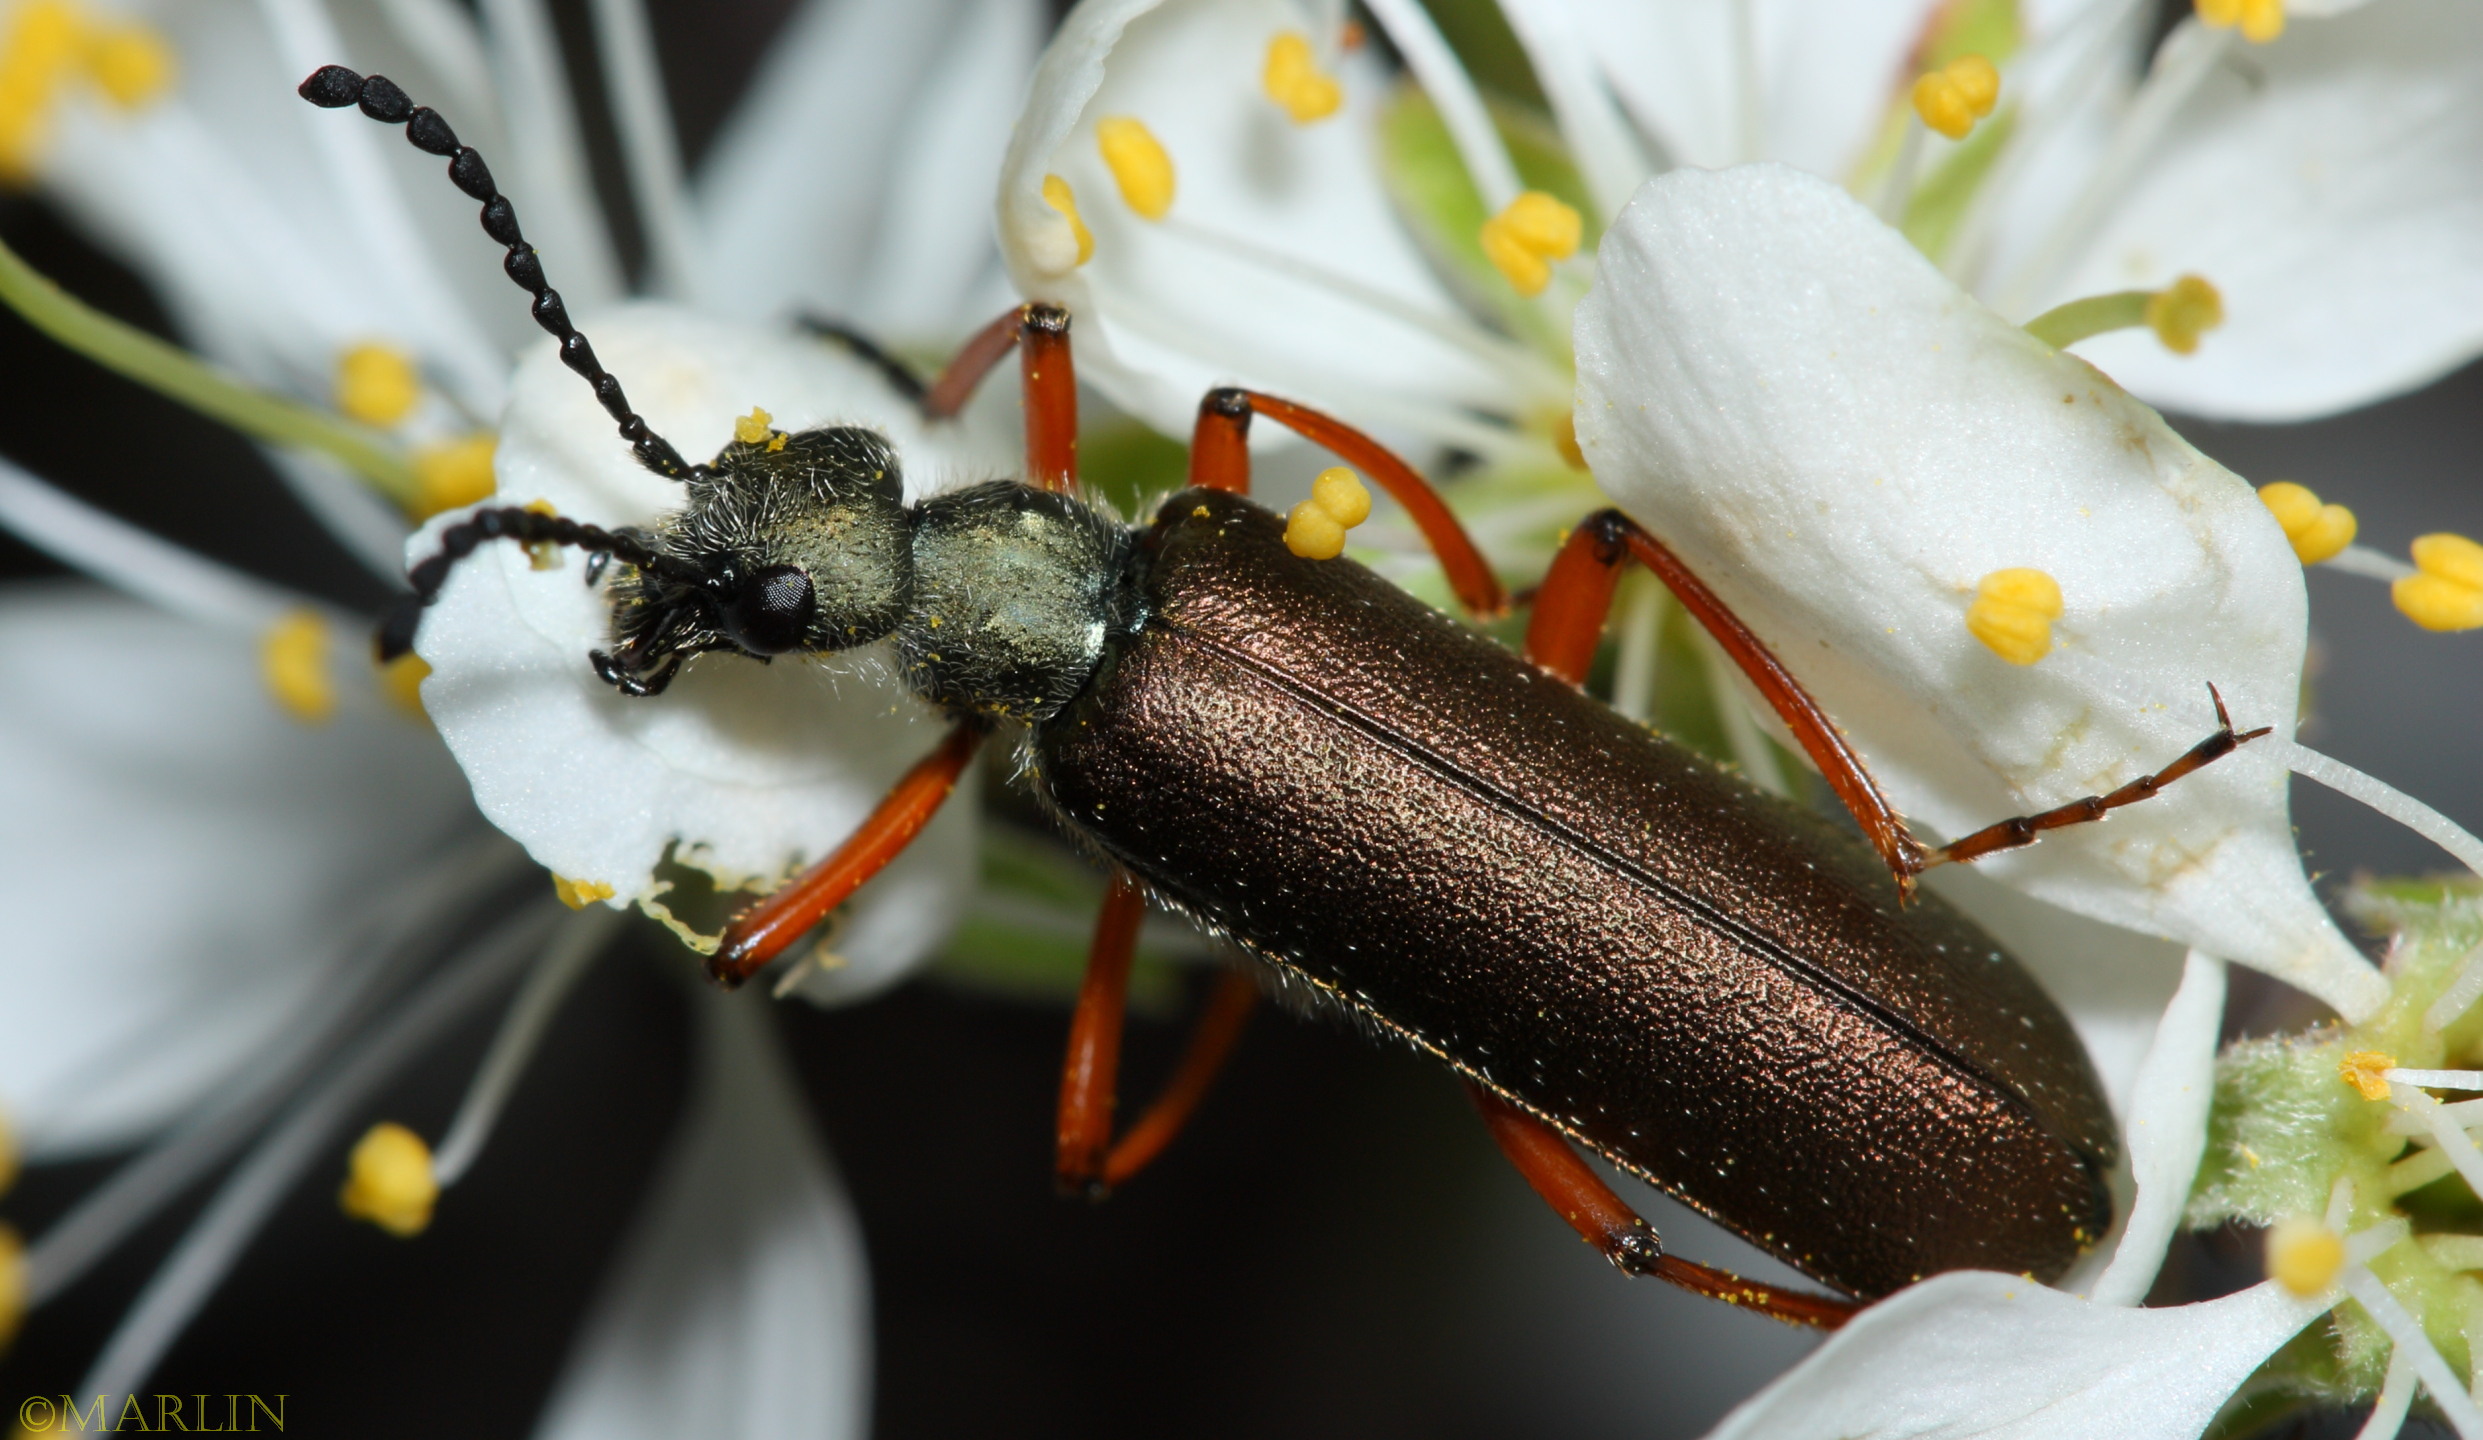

{"left": 1604, "top": 1221, "right": 1665, "bottom": 1276}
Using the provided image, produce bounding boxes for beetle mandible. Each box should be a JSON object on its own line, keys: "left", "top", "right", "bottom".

{"left": 304, "top": 63, "right": 2271, "bottom": 1326}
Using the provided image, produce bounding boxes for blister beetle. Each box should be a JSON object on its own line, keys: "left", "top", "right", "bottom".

{"left": 308, "top": 63, "right": 2270, "bottom": 1323}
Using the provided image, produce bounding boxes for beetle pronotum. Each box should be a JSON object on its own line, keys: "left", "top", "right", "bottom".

{"left": 303, "top": 62, "right": 2267, "bottom": 1327}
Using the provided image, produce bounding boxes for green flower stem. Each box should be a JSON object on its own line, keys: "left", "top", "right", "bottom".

{"left": 2022, "top": 289, "right": 2152, "bottom": 350}
{"left": 0, "top": 233, "right": 417, "bottom": 505}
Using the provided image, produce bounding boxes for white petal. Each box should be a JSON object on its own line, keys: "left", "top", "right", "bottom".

{"left": 1574, "top": 165, "right": 2381, "bottom": 1019}
{"left": 2087, "top": 949, "right": 2226, "bottom": 1306}
{"left": 1923, "top": 866, "right": 2187, "bottom": 1122}
{"left": 532, "top": 990, "right": 868, "bottom": 1440}
{"left": 1705, "top": 1273, "right": 2330, "bottom": 1440}
{"left": 998, "top": 0, "right": 1521, "bottom": 439}
{"left": 2033, "top": 0, "right": 2483, "bottom": 420}
{"left": 416, "top": 306, "right": 992, "bottom": 957}
{"left": 1561, "top": 0, "right": 1941, "bottom": 176}
{"left": 697, "top": 0, "right": 1042, "bottom": 345}
{"left": 0, "top": 586, "right": 474, "bottom": 1158}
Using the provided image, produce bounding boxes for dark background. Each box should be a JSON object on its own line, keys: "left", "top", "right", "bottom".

{"left": 1, "top": 0, "right": 2475, "bottom": 1435}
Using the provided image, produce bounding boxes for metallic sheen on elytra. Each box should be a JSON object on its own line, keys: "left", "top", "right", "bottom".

{"left": 1033, "top": 490, "right": 2116, "bottom": 1300}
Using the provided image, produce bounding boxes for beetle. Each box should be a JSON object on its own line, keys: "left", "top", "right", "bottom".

{"left": 306, "top": 64, "right": 2269, "bottom": 1324}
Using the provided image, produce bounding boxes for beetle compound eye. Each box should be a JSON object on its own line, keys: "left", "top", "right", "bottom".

{"left": 727, "top": 565, "right": 816, "bottom": 655}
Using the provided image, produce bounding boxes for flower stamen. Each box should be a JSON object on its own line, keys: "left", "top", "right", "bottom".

{"left": 259, "top": 608, "right": 335, "bottom": 724}
{"left": 1284, "top": 466, "right": 1372, "bottom": 560}
{"left": 334, "top": 343, "right": 421, "bottom": 428}
{"left": 1095, "top": 116, "right": 1174, "bottom": 220}
{"left": 2267, "top": 1214, "right": 2346, "bottom": 1296}
{"left": 2258, "top": 482, "right": 2357, "bottom": 565}
{"left": 378, "top": 652, "right": 430, "bottom": 718}
{"left": 1479, "top": 190, "right": 1582, "bottom": 298}
{"left": 1262, "top": 32, "right": 1342, "bottom": 125}
{"left": 409, "top": 433, "right": 497, "bottom": 520}
{"left": 0, "top": 1, "right": 174, "bottom": 184}
{"left": 2020, "top": 275, "right": 2223, "bottom": 354}
{"left": 1964, "top": 567, "right": 2062, "bottom": 664}
{"left": 1911, "top": 54, "right": 2000, "bottom": 141}
{"left": 1040, "top": 174, "right": 1093, "bottom": 267}
{"left": 338, "top": 1121, "right": 437, "bottom": 1237}
{"left": 2197, "top": 0, "right": 2285, "bottom": 44}
{"left": 553, "top": 874, "right": 615, "bottom": 909}
{"left": 2341, "top": 1050, "right": 2399, "bottom": 1101}
{"left": 2393, "top": 534, "right": 2483, "bottom": 633}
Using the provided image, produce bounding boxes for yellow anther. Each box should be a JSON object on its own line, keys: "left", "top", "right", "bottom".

{"left": 339, "top": 1122, "right": 437, "bottom": 1237}
{"left": 378, "top": 652, "right": 430, "bottom": 718}
{"left": 2340, "top": 1049, "right": 2398, "bottom": 1101}
{"left": 554, "top": 874, "right": 615, "bottom": 909}
{"left": 1094, "top": 116, "right": 1174, "bottom": 221}
{"left": 0, "top": 2, "right": 79, "bottom": 181}
{"left": 1964, "top": 568, "right": 2063, "bottom": 665}
{"left": 1479, "top": 191, "right": 1582, "bottom": 298}
{"left": 733, "top": 405, "right": 775, "bottom": 445}
{"left": 2265, "top": 1215, "right": 2345, "bottom": 1296}
{"left": 2197, "top": 0, "right": 2284, "bottom": 43}
{"left": 1310, "top": 466, "right": 1372, "bottom": 527}
{"left": 2256, "top": 481, "right": 2356, "bottom": 565}
{"left": 1041, "top": 174, "right": 1093, "bottom": 266}
{"left": 1550, "top": 411, "right": 1585, "bottom": 471}
{"left": 2393, "top": 534, "right": 2483, "bottom": 633}
{"left": 1285, "top": 466, "right": 1372, "bottom": 560}
{"left": 1911, "top": 55, "right": 2000, "bottom": 141}
{"left": 2144, "top": 275, "right": 2223, "bottom": 355}
{"left": 521, "top": 498, "right": 564, "bottom": 571}
{"left": 1262, "top": 31, "right": 1342, "bottom": 124}
{"left": 260, "top": 608, "right": 334, "bottom": 724}
{"left": 0, "top": 1222, "right": 21, "bottom": 1353}
{"left": 409, "top": 432, "right": 497, "bottom": 520}
{"left": 1946, "top": 55, "right": 2000, "bottom": 116}
{"left": 334, "top": 342, "right": 421, "bottom": 427}
{"left": 85, "top": 22, "right": 172, "bottom": 108}
{"left": 1284, "top": 504, "right": 1346, "bottom": 561}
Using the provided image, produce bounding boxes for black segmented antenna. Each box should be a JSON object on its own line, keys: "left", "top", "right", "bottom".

{"left": 297, "top": 64, "right": 701, "bottom": 482}
{"left": 375, "top": 504, "right": 708, "bottom": 661}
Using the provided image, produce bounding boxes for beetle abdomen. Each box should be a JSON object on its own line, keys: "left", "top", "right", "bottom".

{"left": 1032, "top": 490, "right": 2115, "bottom": 1300}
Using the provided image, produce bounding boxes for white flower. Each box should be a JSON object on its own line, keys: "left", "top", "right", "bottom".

{"left": 1575, "top": 162, "right": 2375, "bottom": 1018}
{"left": 0, "top": 0, "right": 1041, "bottom": 1427}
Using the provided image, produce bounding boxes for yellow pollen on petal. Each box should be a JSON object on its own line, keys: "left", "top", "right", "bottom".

{"left": 2145, "top": 275, "right": 2223, "bottom": 355}
{"left": 378, "top": 652, "right": 430, "bottom": 718}
{"left": 0, "top": 1222, "right": 22, "bottom": 1353}
{"left": 260, "top": 608, "right": 335, "bottom": 724}
{"left": 2394, "top": 533, "right": 2483, "bottom": 633}
{"left": 335, "top": 342, "right": 421, "bottom": 427}
{"left": 1094, "top": 115, "right": 1175, "bottom": 220}
{"left": 1479, "top": 191, "right": 1582, "bottom": 298}
{"left": 1262, "top": 31, "right": 1342, "bottom": 124}
{"left": 339, "top": 1122, "right": 437, "bottom": 1237}
{"left": 409, "top": 432, "right": 497, "bottom": 520}
{"left": 84, "top": 21, "right": 172, "bottom": 108}
{"left": 733, "top": 405, "right": 775, "bottom": 445}
{"left": 2340, "top": 1049, "right": 2397, "bottom": 1101}
{"left": 1965, "top": 568, "right": 2063, "bottom": 665}
{"left": 554, "top": 874, "right": 615, "bottom": 909}
{"left": 1285, "top": 466, "right": 1371, "bottom": 560}
{"left": 1041, "top": 174, "right": 1093, "bottom": 266}
{"left": 2266, "top": 1215, "right": 2345, "bottom": 1296}
{"left": 2256, "top": 481, "right": 2357, "bottom": 565}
